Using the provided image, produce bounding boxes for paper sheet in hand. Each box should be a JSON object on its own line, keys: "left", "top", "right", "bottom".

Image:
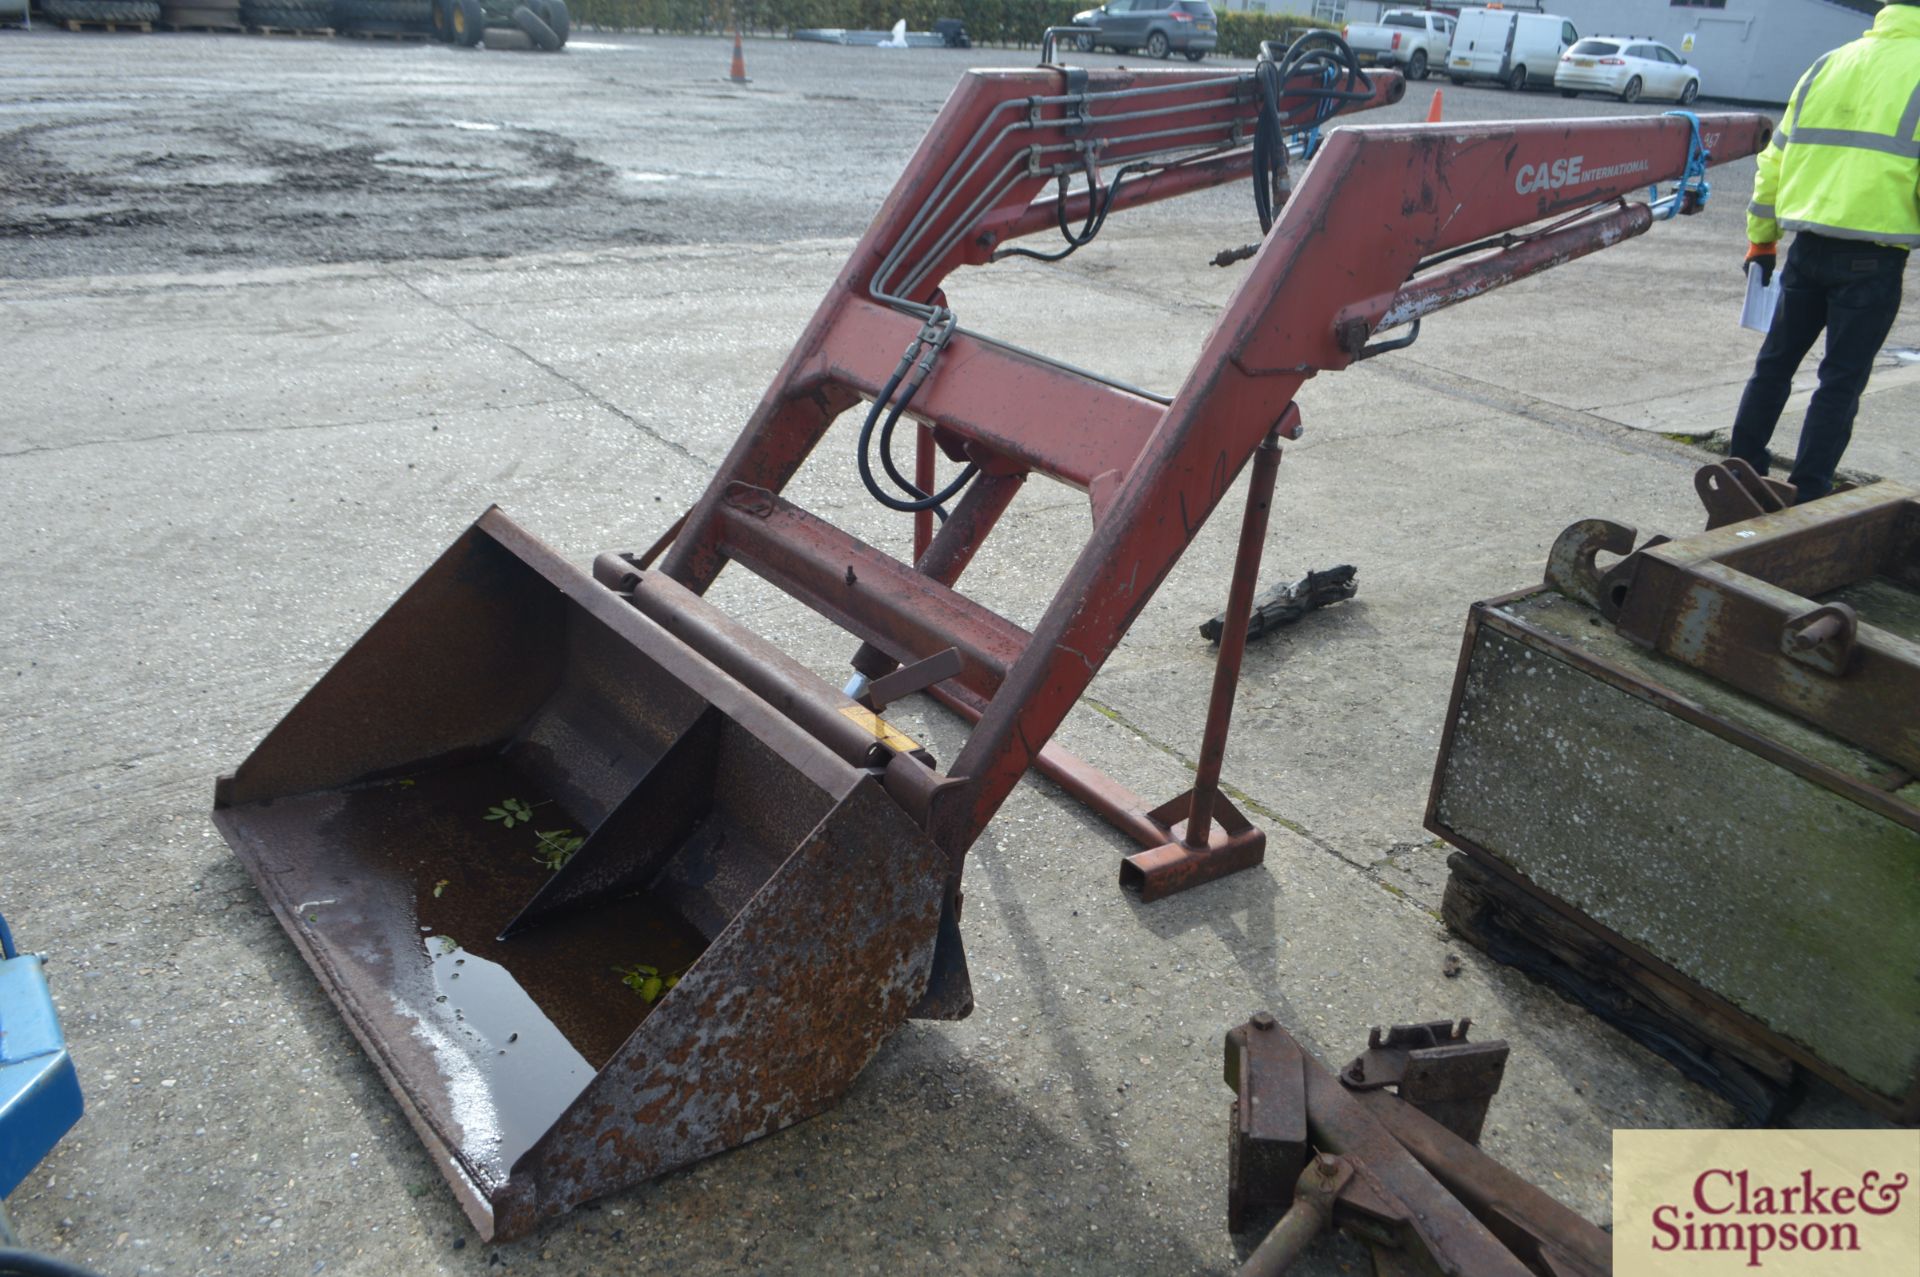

{"left": 1740, "top": 261, "right": 1781, "bottom": 333}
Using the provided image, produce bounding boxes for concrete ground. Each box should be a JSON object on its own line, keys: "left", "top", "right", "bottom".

{"left": 4, "top": 27, "right": 1917, "bottom": 1277}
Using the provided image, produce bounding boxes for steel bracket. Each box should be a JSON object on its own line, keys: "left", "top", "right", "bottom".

{"left": 1339, "top": 1019, "right": 1509, "bottom": 1145}
{"left": 1225, "top": 1016, "right": 1607, "bottom": 1277}
{"left": 1781, "top": 602, "right": 1858, "bottom": 676}
{"left": 1225, "top": 1011, "right": 1309, "bottom": 1232}
{"left": 1697, "top": 457, "right": 1794, "bottom": 529}
{"left": 1544, "top": 518, "right": 1635, "bottom": 611}
{"left": 1610, "top": 474, "right": 1920, "bottom": 771}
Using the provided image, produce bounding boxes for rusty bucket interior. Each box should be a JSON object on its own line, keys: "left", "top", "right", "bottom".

{"left": 213, "top": 508, "right": 951, "bottom": 1240}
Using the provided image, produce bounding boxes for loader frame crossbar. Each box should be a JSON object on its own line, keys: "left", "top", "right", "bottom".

{"left": 652, "top": 65, "right": 1770, "bottom": 994}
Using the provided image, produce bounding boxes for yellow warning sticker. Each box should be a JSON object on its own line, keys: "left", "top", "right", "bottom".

{"left": 838, "top": 704, "right": 921, "bottom": 754}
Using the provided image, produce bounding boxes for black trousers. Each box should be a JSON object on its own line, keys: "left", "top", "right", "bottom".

{"left": 1729, "top": 231, "right": 1907, "bottom": 502}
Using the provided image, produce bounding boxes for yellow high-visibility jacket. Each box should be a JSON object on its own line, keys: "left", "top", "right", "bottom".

{"left": 1748, "top": 3, "right": 1920, "bottom": 248}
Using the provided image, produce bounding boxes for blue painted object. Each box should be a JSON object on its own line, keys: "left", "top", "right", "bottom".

{"left": 0, "top": 912, "right": 83, "bottom": 1200}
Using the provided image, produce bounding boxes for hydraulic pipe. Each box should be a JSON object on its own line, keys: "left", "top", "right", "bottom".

{"left": 1374, "top": 202, "right": 1654, "bottom": 334}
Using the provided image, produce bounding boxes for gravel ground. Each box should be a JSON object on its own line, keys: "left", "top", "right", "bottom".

{"left": 1, "top": 30, "right": 959, "bottom": 278}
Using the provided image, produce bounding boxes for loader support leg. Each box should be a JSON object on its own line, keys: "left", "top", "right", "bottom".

{"left": 1118, "top": 425, "right": 1284, "bottom": 900}
{"left": 1188, "top": 427, "right": 1283, "bottom": 848}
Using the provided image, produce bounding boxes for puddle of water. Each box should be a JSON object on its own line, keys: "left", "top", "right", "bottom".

{"left": 450, "top": 120, "right": 504, "bottom": 131}
{"left": 416, "top": 934, "right": 594, "bottom": 1180}
{"left": 623, "top": 171, "right": 678, "bottom": 183}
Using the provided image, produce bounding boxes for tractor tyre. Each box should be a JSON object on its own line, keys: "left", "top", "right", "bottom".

{"left": 451, "top": 0, "right": 481, "bottom": 44}
{"left": 511, "top": 2, "right": 558, "bottom": 48}
{"left": 535, "top": 0, "right": 566, "bottom": 44}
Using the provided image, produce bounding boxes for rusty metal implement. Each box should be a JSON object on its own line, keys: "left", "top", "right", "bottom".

{"left": 214, "top": 50, "right": 1772, "bottom": 1238}
{"left": 1224, "top": 1015, "right": 1609, "bottom": 1276}
{"left": 214, "top": 513, "right": 949, "bottom": 1239}
{"left": 1432, "top": 473, "right": 1920, "bottom": 1122}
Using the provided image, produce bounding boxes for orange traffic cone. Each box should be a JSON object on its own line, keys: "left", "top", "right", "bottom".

{"left": 1426, "top": 88, "right": 1443, "bottom": 123}
{"left": 728, "top": 29, "right": 751, "bottom": 84}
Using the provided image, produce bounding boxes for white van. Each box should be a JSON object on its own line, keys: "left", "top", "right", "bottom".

{"left": 1447, "top": 9, "right": 1580, "bottom": 91}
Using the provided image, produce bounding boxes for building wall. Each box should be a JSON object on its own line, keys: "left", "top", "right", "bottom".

{"left": 1545, "top": 0, "right": 1873, "bottom": 102}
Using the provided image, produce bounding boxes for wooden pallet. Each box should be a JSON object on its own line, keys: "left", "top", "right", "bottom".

{"left": 1442, "top": 852, "right": 1800, "bottom": 1123}
{"left": 60, "top": 17, "right": 154, "bottom": 29}
{"left": 245, "top": 22, "right": 330, "bottom": 33}
{"left": 159, "top": 20, "right": 245, "bottom": 28}
{"left": 341, "top": 25, "right": 429, "bottom": 39}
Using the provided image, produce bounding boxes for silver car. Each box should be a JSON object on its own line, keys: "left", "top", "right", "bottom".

{"left": 1069, "top": 0, "right": 1218, "bottom": 61}
{"left": 1555, "top": 36, "right": 1702, "bottom": 104}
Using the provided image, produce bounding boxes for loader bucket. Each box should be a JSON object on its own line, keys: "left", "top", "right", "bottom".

{"left": 212, "top": 508, "right": 950, "bottom": 1241}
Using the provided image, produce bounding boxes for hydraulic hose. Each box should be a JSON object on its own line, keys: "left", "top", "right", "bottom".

{"left": 1251, "top": 30, "right": 1368, "bottom": 232}
{"left": 995, "top": 156, "right": 1157, "bottom": 265}
{"left": 856, "top": 311, "right": 977, "bottom": 516}
{"left": 870, "top": 379, "right": 977, "bottom": 514}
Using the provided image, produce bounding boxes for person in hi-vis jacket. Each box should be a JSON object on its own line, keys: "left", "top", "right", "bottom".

{"left": 1730, "top": 1, "right": 1920, "bottom": 502}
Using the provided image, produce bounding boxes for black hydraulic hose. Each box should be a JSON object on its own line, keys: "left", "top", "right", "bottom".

{"left": 1054, "top": 152, "right": 1104, "bottom": 249}
{"left": 1251, "top": 30, "right": 1368, "bottom": 232}
{"left": 1251, "top": 64, "right": 1284, "bottom": 231}
{"left": 996, "top": 158, "right": 1155, "bottom": 265}
{"left": 856, "top": 364, "right": 913, "bottom": 505}
{"left": 856, "top": 347, "right": 978, "bottom": 516}
{"left": 870, "top": 376, "right": 977, "bottom": 514}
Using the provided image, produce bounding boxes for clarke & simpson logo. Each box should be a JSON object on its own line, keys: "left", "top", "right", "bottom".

{"left": 1615, "top": 1130, "right": 1920, "bottom": 1275}
{"left": 1649, "top": 1167, "right": 1909, "bottom": 1267}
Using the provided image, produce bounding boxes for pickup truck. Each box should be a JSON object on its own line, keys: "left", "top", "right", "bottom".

{"left": 1343, "top": 8, "right": 1454, "bottom": 81}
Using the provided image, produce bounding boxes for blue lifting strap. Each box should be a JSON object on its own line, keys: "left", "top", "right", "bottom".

{"left": 1650, "top": 109, "right": 1711, "bottom": 220}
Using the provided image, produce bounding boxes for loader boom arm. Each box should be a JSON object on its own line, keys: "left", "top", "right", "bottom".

{"left": 657, "top": 72, "right": 1772, "bottom": 887}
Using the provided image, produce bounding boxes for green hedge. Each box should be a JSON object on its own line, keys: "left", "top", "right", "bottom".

{"left": 1215, "top": 11, "right": 1339, "bottom": 59}
{"left": 569, "top": 0, "right": 1334, "bottom": 53}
